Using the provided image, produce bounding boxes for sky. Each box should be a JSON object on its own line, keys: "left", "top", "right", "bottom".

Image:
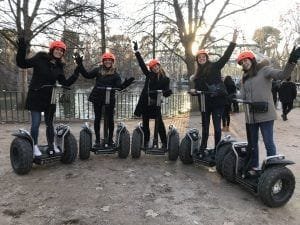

{"left": 112, "top": 0, "right": 299, "bottom": 44}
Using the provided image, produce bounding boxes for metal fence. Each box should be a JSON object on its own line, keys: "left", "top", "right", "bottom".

{"left": 0, "top": 90, "right": 192, "bottom": 123}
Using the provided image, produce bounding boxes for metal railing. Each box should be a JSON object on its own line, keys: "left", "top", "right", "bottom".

{"left": 0, "top": 90, "right": 191, "bottom": 123}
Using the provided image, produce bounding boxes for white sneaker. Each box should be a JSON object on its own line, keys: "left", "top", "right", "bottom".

{"left": 53, "top": 143, "right": 60, "bottom": 153}
{"left": 33, "top": 145, "right": 42, "bottom": 157}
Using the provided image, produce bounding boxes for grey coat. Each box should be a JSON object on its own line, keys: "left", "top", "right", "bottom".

{"left": 240, "top": 61, "right": 295, "bottom": 124}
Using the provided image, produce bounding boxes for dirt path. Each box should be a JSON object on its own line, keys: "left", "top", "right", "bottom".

{"left": 0, "top": 109, "right": 299, "bottom": 225}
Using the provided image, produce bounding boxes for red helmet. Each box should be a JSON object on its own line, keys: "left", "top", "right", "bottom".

{"left": 237, "top": 51, "right": 255, "bottom": 65}
{"left": 196, "top": 49, "right": 208, "bottom": 57}
{"left": 148, "top": 59, "right": 160, "bottom": 69}
{"left": 101, "top": 52, "right": 115, "bottom": 62}
{"left": 49, "top": 40, "right": 66, "bottom": 52}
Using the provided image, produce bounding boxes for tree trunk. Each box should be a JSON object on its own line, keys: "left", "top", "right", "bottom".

{"left": 100, "top": 0, "right": 106, "bottom": 54}
{"left": 18, "top": 68, "right": 28, "bottom": 108}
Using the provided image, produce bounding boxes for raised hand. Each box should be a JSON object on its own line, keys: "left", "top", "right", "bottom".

{"left": 232, "top": 29, "right": 238, "bottom": 43}
{"left": 133, "top": 41, "right": 138, "bottom": 51}
{"left": 73, "top": 52, "right": 83, "bottom": 66}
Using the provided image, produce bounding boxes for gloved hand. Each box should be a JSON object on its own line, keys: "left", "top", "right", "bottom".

{"left": 288, "top": 46, "right": 300, "bottom": 64}
{"left": 133, "top": 41, "right": 138, "bottom": 51}
{"left": 17, "top": 37, "right": 28, "bottom": 50}
{"left": 163, "top": 89, "right": 172, "bottom": 97}
{"left": 73, "top": 52, "right": 83, "bottom": 66}
{"left": 121, "top": 77, "right": 135, "bottom": 90}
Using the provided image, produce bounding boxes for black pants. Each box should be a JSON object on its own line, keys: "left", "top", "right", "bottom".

{"left": 222, "top": 104, "right": 231, "bottom": 127}
{"left": 200, "top": 106, "right": 224, "bottom": 149}
{"left": 142, "top": 112, "right": 167, "bottom": 146}
{"left": 93, "top": 103, "right": 115, "bottom": 143}
{"left": 30, "top": 105, "right": 56, "bottom": 148}
{"left": 282, "top": 102, "right": 293, "bottom": 116}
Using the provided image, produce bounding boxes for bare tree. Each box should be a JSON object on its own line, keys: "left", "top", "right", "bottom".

{"left": 129, "top": 0, "right": 266, "bottom": 76}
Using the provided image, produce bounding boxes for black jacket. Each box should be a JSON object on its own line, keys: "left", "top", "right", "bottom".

{"left": 16, "top": 48, "right": 79, "bottom": 112}
{"left": 193, "top": 42, "right": 236, "bottom": 109}
{"left": 78, "top": 65, "right": 122, "bottom": 105}
{"left": 278, "top": 81, "right": 297, "bottom": 103}
{"left": 134, "top": 51, "right": 171, "bottom": 118}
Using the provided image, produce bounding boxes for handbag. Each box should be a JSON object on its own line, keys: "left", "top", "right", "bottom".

{"left": 206, "top": 82, "right": 228, "bottom": 97}
{"left": 249, "top": 102, "right": 268, "bottom": 113}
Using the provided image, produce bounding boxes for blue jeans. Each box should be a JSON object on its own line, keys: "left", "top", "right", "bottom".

{"left": 200, "top": 106, "right": 224, "bottom": 149}
{"left": 248, "top": 120, "right": 277, "bottom": 168}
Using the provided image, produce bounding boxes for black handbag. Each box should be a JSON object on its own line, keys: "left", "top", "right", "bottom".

{"left": 250, "top": 102, "right": 268, "bottom": 113}
{"left": 206, "top": 82, "right": 228, "bottom": 97}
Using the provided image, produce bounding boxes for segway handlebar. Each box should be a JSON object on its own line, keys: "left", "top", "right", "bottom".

{"left": 35, "top": 84, "right": 71, "bottom": 91}
{"left": 95, "top": 86, "right": 122, "bottom": 91}
{"left": 187, "top": 89, "right": 216, "bottom": 96}
{"left": 233, "top": 99, "right": 255, "bottom": 105}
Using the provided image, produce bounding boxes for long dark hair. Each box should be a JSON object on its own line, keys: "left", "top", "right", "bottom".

{"left": 195, "top": 61, "right": 212, "bottom": 79}
{"left": 242, "top": 58, "right": 258, "bottom": 84}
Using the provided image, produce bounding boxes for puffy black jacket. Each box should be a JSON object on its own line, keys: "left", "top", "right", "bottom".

{"left": 278, "top": 81, "right": 297, "bottom": 103}
{"left": 16, "top": 48, "right": 79, "bottom": 112}
{"left": 78, "top": 65, "right": 121, "bottom": 105}
{"left": 134, "top": 51, "right": 171, "bottom": 118}
{"left": 193, "top": 42, "right": 236, "bottom": 109}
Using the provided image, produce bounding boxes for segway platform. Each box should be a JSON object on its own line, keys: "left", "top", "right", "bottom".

{"left": 33, "top": 145, "right": 63, "bottom": 165}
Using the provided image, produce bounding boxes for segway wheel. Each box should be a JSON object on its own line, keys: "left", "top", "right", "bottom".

{"left": 222, "top": 151, "right": 236, "bottom": 183}
{"left": 168, "top": 131, "right": 179, "bottom": 161}
{"left": 61, "top": 132, "right": 78, "bottom": 164}
{"left": 79, "top": 129, "right": 92, "bottom": 160}
{"left": 215, "top": 143, "right": 232, "bottom": 176}
{"left": 131, "top": 129, "right": 142, "bottom": 159}
{"left": 179, "top": 135, "right": 193, "bottom": 164}
{"left": 118, "top": 128, "right": 130, "bottom": 159}
{"left": 258, "top": 166, "right": 295, "bottom": 207}
{"left": 10, "top": 138, "right": 33, "bottom": 175}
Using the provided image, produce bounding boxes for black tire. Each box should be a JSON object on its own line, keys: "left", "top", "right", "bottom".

{"left": 61, "top": 132, "right": 78, "bottom": 164}
{"left": 179, "top": 135, "right": 193, "bottom": 164}
{"left": 79, "top": 129, "right": 91, "bottom": 160}
{"left": 258, "top": 166, "right": 295, "bottom": 207}
{"left": 215, "top": 143, "right": 232, "bottom": 176}
{"left": 168, "top": 131, "right": 179, "bottom": 161}
{"left": 10, "top": 138, "right": 33, "bottom": 175}
{"left": 131, "top": 129, "right": 142, "bottom": 159}
{"left": 118, "top": 129, "right": 130, "bottom": 159}
{"left": 222, "top": 151, "right": 236, "bottom": 183}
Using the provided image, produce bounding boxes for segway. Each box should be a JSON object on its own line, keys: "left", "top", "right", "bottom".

{"left": 79, "top": 87, "right": 130, "bottom": 159}
{"left": 10, "top": 84, "right": 78, "bottom": 175}
{"left": 179, "top": 90, "right": 234, "bottom": 169}
{"left": 219, "top": 99, "right": 295, "bottom": 207}
{"left": 131, "top": 90, "right": 179, "bottom": 161}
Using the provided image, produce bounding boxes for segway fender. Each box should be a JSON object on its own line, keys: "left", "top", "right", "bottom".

{"left": 216, "top": 135, "right": 235, "bottom": 149}
{"left": 81, "top": 122, "right": 92, "bottom": 135}
{"left": 115, "top": 122, "right": 126, "bottom": 146}
{"left": 186, "top": 128, "right": 200, "bottom": 155}
{"left": 12, "top": 129, "right": 33, "bottom": 146}
{"left": 167, "top": 124, "right": 178, "bottom": 148}
{"left": 262, "top": 155, "right": 295, "bottom": 170}
{"left": 56, "top": 124, "right": 70, "bottom": 137}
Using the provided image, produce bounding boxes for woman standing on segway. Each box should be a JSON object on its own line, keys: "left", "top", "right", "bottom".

{"left": 236, "top": 46, "right": 300, "bottom": 172}
{"left": 74, "top": 52, "right": 134, "bottom": 147}
{"left": 190, "top": 29, "right": 238, "bottom": 153}
{"left": 16, "top": 37, "right": 80, "bottom": 157}
{"left": 132, "top": 41, "right": 172, "bottom": 149}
